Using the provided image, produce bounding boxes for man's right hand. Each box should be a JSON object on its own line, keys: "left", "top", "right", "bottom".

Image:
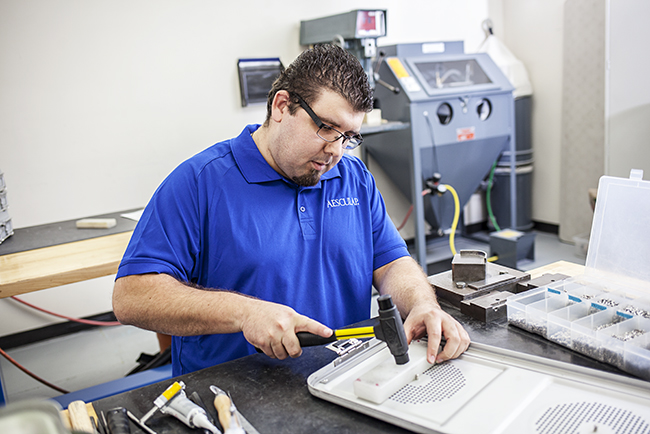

{"left": 239, "top": 299, "right": 333, "bottom": 360}
{"left": 113, "top": 273, "right": 332, "bottom": 360}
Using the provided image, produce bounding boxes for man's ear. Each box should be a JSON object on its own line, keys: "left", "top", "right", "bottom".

{"left": 271, "top": 90, "right": 291, "bottom": 123}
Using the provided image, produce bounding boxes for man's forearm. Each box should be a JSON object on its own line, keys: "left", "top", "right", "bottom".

{"left": 373, "top": 256, "right": 438, "bottom": 318}
{"left": 112, "top": 272, "right": 334, "bottom": 360}
{"left": 112, "top": 273, "right": 255, "bottom": 336}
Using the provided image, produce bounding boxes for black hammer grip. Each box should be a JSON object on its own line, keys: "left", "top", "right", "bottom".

{"left": 375, "top": 294, "right": 410, "bottom": 364}
{"left": 296, "top": 332, "right": 337, "bottom": 347}
{"left": 106, "top": 407, "right": 131, "bottom": 434}
{"left": 255, "top": 332, "right": 336, "bottom": 353}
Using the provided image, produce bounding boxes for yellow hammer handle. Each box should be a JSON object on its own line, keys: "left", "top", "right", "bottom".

{"left": 335, "top": 326, "right": 374, "bottom": 338}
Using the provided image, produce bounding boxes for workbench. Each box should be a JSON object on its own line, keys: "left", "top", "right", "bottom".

{"left": 0, "top": 210, "right": 138, "bottom": 298}
{"left": 90, "top": 261, "right": 633, "bottom": 434}
{"left": 0, "top": 210, "right": 139, "bottom": 404}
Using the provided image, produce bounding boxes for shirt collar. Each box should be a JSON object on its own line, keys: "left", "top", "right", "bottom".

{"left": 232, "top": 124, "right": 341, "bottom": 187}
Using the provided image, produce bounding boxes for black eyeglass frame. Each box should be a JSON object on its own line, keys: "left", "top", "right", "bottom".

{"left": 293, "top": 94, "right": 364, "bottom": 150}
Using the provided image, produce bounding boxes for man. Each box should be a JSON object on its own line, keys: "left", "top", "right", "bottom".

{"left": 113, "top": 44, "right": 469, "bottom": 376}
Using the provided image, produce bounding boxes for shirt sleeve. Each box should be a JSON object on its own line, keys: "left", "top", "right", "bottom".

{"left": 117, "top": 160, "right": 201, "bottom": 282}
{"left": 363, "top": 165, "right": 410, "bottom": 270}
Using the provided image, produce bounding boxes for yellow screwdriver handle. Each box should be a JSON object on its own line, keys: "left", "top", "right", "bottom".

{"left": 213, "top": 393, "right": 232, "bottom": 431}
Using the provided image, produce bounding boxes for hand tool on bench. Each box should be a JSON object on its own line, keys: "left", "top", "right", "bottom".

{"left": 125, "top": 409, "right": 157, "bottom": 434}
{"left": 297, "top": 294, "right": 410, "bottom": 364}
{"left": 137, "top": 381, "right": 221, "bottom": 434}
{"left": 105, "top": 407, "right": 131, "bottom": 434}
{"left": 210, "top": 385, "right": 260, "bottom": 434}
{"left": 67, "top": 400, "right": 97, "bottom": 434}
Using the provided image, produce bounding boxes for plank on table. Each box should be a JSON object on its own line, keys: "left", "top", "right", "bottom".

{"left": 0, "top": 231, "right": 132, "bottom": 298}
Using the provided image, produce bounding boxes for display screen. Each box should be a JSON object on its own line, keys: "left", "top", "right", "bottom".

{"left": 413, "top": 59, "right": 492, "bottom": 89}
{"left": 356, "top": 10, "right": 386, "bottom": 37}
{"left": 237, "top": 59, "right": 284, "bottom": 107}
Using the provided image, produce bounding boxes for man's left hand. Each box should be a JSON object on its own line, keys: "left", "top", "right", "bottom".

{"left": 402, "top": 302, "right": 470, "bottom": 364}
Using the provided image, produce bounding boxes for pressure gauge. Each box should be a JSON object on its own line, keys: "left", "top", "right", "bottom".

{"left": 436, "top": 102, "right": 453, "bottom": 125}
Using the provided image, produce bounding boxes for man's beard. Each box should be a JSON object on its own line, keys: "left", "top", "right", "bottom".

{"left": 292, "top": 169, "right": 321, "bottom": 187}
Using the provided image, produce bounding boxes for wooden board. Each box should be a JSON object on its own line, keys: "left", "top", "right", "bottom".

{"left": 0, "top": 231, "right": 132, "bottom": 298}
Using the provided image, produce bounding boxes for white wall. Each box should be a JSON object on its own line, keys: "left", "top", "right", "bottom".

{"left": 606, "top": 0, "right": 650, "bottom": 178}
{"left": 499, "top": 0, "right": 565, "bottom": 226}
{"left": 0, "top": 0, "right": 490, "bottom": 336}
{"left": 1, "top": 0, "right": 490, "bottom": 230}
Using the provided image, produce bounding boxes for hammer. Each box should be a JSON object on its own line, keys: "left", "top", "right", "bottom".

{"left": 297, "top": 294, "right": 410, "bottom": 364}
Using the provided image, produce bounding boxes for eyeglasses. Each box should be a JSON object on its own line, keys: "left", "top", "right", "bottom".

{"left": 294, "top": 94, "right": 364, "bottom": 150}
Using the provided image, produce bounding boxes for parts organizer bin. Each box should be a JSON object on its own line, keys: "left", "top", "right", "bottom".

{"left": 0, "top": 169, "right": 12, "bottom": 244}
{"left": 507, "top": 170, "right": 650, "bottom": 381}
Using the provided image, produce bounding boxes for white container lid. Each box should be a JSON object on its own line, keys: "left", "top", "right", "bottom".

{"left": 585, "top": 169, "right": 650, "bottom": 294}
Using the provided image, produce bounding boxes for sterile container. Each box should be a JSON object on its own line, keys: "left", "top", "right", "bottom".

{"left": 508, "top": 170, "right": 650, "bottom": 380}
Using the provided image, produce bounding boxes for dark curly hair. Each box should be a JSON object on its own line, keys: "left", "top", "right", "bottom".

{"left": 264, "top": 44, "right": 373, "bottom": 125}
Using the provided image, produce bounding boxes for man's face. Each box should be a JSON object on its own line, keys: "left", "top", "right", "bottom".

{"left": 266, "top": 90, "right": 365, "bottom": 187}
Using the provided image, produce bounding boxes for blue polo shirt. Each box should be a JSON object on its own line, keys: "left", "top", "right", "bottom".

{"left": 117, "top": 124, "right": 409, "bottom": 375}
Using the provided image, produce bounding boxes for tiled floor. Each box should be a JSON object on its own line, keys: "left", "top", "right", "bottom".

{"left": 0, "top": 230, "right": 585, "bottom": 404}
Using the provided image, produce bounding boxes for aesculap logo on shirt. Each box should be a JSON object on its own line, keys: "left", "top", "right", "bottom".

{"left": 327, "top": 197, "right": 360, "bottom": 208}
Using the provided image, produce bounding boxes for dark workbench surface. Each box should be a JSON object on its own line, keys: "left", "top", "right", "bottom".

{"left": 92, "top": 299, "right": 631, "bottom": 434}
{"left": 94, "top": 345, "right": 412, "bottom": 434}
{"left": 0, "top": 209, "right": 140, "bottom": 256}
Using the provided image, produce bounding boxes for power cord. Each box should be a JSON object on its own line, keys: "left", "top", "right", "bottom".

{"left": 0, "top": 296, "right": 122, "bottom": 395}
{"left": 440, "top": 184, "right": 460, "bottom": 256}
{"left": 0, "top": 346, "right": 70, "bottom": 394}
{"left": 486, "top": 160, "right": 501, "bottom": 232}
{"left": 395, "top": 189, "right": 432, "bottom": 231}
{"left": 396, "top": 181, "right": 460, "bottom": 257}
{"left": 9, "top": 295, "right": 121, "bottom": 326}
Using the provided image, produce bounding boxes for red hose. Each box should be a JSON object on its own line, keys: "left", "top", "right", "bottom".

{"left": 2, "top": 296, "right": 122, "bottom": 395}
{"left": 10, "top": 296, "right": 121, "bottom": 326}
{"left": 396, "top": 189, "right": 431, "bottom": 231}
{"left": 0, "top": 346, "right": 70, "bottom": 394}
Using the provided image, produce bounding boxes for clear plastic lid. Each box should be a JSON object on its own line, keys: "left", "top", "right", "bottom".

{"left": 585, "top": 169, "right": 650, "bottom": 294}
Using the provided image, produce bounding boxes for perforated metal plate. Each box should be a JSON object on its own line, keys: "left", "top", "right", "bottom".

{"left": 308, "top": 339, "right": 650, "bottom": 434}
{"left": 389, "top": 363, "right": 465, "bottom": 405}
{"left": 535, "top": 401, "right": 649, "bottom": 434}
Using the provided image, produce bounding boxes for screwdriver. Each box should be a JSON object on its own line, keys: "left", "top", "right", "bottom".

{"left": 140, "top": 381, "right": 220, "bottom": 434}
{"left": 210, "top": 385, "right": 245, "bottom": 434}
